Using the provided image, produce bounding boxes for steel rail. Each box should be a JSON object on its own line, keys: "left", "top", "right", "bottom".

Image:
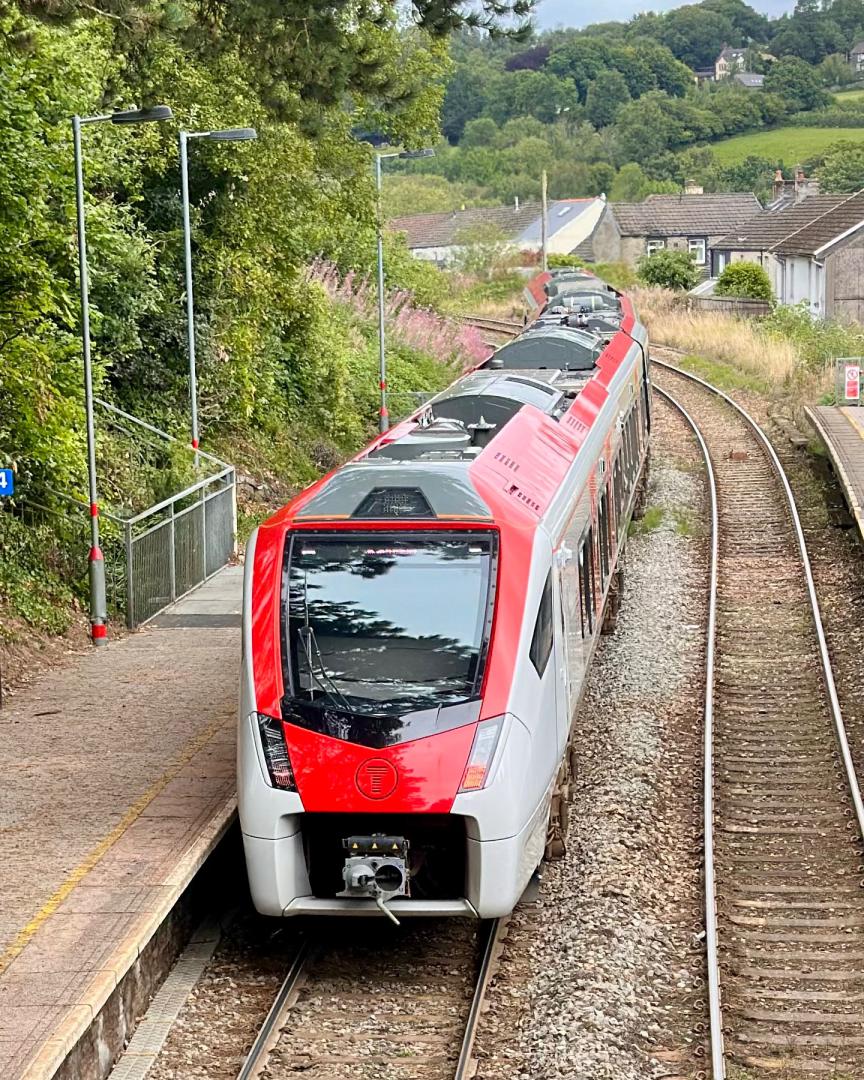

{"left": 235, "top": 940, "right": 310, "bottom": 1080}
{"left": 653, "top": 359, "right": 864, "bottom": 847}
{"left": 454, "top": 917, "right": 504, "bottom": 1080}
{"left": 459, "top": 314, "right": 523, "bottom": 337}
{"left": 653, "top": 385, "right": 724, "bottom": 1080}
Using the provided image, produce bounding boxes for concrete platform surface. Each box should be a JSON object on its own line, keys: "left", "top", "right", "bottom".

{"left": 806, "top": 405, "right": 864, "bottom": 542}
{"left": 0, "top": 564, "right": 243, "bottom": 1079}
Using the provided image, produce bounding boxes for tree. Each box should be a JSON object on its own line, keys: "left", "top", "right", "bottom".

{"left": 769, "top": 0, "right": 846, "bottom": 65}
{"left": 586, "top": 70, "right": 630, "bottom": 128}
{"left": 461, "top": 117, "right": 500, "bottom": 148}
{"left": 609, "top": 163, "right": 679, "bottom": 200}
{"left": 453, "top": 223, "right": 514, "bottom": 278}
{"left": 763, "top": 56, "right": 831, "bottom": 111}
{"left": 656, "top": 5, "right": 736, "bottom": 69}
{"left": 715, "top": 262, "right": 773, "bottom": 299}
{"left": 637, "top": 249, "right": 700, "bottom": 290}
{"left": 819, "top": 52, "right": 856, "bottom": 87}
{"left": 818, "top": 140, "right": 864, "bottom": 190}
{"left": 442, "top": 64, "right": 489, "bottom": 142}
{"left": 701, "top": 0, "right": 770, "bottom": 42}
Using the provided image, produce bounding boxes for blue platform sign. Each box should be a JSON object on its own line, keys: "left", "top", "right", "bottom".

{"left": 0, "top": 469, "right": 14, "bottom": 496}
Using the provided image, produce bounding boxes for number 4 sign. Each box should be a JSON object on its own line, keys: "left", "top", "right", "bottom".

{"left": 845, "top": 364, "right": 861, "bottom": 402}
{"left": 0, "top": 469, "right": 14, "bottom": 496}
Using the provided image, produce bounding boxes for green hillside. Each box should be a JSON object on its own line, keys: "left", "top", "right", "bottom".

{"left": 709, "top": 126, "right": 864, "bottom": 165}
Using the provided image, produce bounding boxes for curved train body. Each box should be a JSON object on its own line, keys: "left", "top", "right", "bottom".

{"left": 238, "top": 273, "right": 651, "bottom": 919}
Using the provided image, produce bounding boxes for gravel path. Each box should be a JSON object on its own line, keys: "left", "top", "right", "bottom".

{"left": 473, "top": 398, "right": 708, "bottom": 1080}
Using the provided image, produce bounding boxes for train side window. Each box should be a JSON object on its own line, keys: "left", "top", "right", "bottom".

{"left": 579, "top": 528, "right": 595, "bottom": 637}
{"left": 529, "top": 571, "right": 554, "bottom": 677}
{"left": 598, "top": 487, "right": 611, "bottom": 583}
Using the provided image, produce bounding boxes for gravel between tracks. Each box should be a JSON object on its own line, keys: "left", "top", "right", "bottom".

{"left": 473, "top": 398, "right": 707, "bottom": 1080}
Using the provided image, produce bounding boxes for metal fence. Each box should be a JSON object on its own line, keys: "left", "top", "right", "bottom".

{"left": 125, "top": 466, "right": 235, "bottom": 627}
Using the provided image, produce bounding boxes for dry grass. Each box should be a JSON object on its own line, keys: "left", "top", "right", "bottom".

{"left": 632, "top": 287, "right": 830, "bottom": 397}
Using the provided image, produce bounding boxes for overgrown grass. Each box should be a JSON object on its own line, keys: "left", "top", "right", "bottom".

{"left": 633, "top": 288, "right": 853, "bottom": 398}
{"left": 630, "top": 505, "right": 665, "bottom": 534}
{"left": 0, "top": 515, "right": 77, "bottom": 636}
{"left": 709, "top": 125, "right": 864, "bottom": 164}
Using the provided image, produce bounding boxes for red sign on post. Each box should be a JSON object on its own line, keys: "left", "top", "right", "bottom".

{"left": 845, "top": 364, "right": 861, "bottom": 401}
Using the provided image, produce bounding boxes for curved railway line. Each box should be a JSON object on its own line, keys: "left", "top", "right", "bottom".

{"left": 656, "top": 359, "right": 864, "bottom": 1079}
{"left": 235, "top": 918, "right": 505, "bottom": 1080}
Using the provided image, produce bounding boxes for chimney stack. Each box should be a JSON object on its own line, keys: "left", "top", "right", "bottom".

{"left": 683, "top": 178, "right": 704, "bottom": 195}
{"left": 514, "top": 195, "right": 520, "bottom": 211}
{"left": 772, "top": 168, "right": 785, "bottom": 201}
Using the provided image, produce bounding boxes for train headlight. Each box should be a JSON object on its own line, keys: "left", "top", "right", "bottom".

{"left": 257, "top": 714, "right": 298, "bottom": 791}
{"left": 459, "top": 716, "right": 504, "bottom": 792}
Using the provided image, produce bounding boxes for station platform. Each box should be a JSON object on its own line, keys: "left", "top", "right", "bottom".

{"left": 0, "top": 565, "right": 243, "bottom": 1080}
{"left": 805, "top": 405, "right": 864, "bottom": 541}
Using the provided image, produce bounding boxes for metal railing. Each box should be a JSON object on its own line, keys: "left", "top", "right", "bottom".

{"left": 13, "top": 400, "right": 237, "bottom": 630}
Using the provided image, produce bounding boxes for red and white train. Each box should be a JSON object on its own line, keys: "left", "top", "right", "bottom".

{"left": 238, "top": 271, "right": 651, "bottom": 921}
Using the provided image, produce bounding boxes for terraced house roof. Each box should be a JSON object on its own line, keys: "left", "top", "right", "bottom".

{"left": 611, "top": 193, "right": 762, "bottom": 237}
{"left": 717, "top": 192, "right": 864, "bottom": 255}
{"left": 390, "top": 204, "right": 542, "bottom": 249}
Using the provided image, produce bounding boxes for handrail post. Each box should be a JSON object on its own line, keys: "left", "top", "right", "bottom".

{"left": 230, "top": 469, "right": 238, "bottom": 557}
{"left": 124, "top": 520, "right": 134, "bottom": 630}
{"left": 168, "top": 501, "right": 176, "bottom": 603}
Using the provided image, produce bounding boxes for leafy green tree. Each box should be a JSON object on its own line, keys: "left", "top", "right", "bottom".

{"left": 763, "top": 56, "right": 831, "bottom": 111}
{"left": 818, "top": 140, "right": 864, "bottom": 190}
{"left": 442, "top": 64, "right": 489, "bottom": 142}
{"left": 770, "top": 1, "right": 846, "bottom": 66}
{"left": 461, "top": 117, "right": 500, "bottom": 148}
{"left": 637, "top": 249, "right": 700, "bottom": 290}
{"left": 586, "top": 69, "right": 631, "bottom": 128}
{"left": 702, "top": 0, "right": 770, "bottom": 42}
{"left": 655, "top": 5, "right": 736, "bottom": 69}
{"left": 819, "top": 52, "right": 856, "bottom": 86}
{"left": 609, "top": 163, "right": 679, "bottom": 200}
{"left": 453, "top": 223, "right": 514, "bottom": 278}
{"left": 715, "top": 262, "right": 773, "bottom": 299}
{"left": 825, "top": 0, "right": 864, "bottom": 41}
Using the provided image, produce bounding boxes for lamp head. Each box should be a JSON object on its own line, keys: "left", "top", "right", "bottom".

{"left": 205, "top": 127, "right": 257, "bottom": 142}
{"left": 111, "top": 106, "right": 173, "bottom": 125}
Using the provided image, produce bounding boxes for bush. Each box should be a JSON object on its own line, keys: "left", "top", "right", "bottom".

{"left": 715, "top": 262, "right": 773, "bottom": 301}
{"left": 547, "top": 254, "right": 585, "bottom": 269}
{"left": 637, "top": 250, "right": 700, "bottom": 291}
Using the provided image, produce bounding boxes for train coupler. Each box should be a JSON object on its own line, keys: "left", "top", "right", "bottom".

{"left": 336, "top": 835, "right": 410, "bottom": 924}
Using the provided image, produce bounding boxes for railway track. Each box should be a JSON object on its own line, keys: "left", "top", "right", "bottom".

{"left": 236, "top": 917, "right": 504, "bottom": 1079}
{"left": 655, "top": 359, "right": 864, "bottom": 1079}
{"left": 458, "top": 314, "right": 523, "bottom": 338}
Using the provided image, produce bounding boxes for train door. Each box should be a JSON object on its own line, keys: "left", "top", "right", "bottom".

{"left": 552, "top": 566, "right": 571, "bottom": 753}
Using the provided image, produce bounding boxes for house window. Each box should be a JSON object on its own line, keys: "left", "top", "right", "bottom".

{"left": 688, "top": 238, "right": 707, "bottom": 265}
{"left": 645, "top": 239, "right": 665, "bottom": 255}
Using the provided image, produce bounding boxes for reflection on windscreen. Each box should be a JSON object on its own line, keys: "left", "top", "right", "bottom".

{"left": 282, "top": 534, "right": 495, "bottom": 715}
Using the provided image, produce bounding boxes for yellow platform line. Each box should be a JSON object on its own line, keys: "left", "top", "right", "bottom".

{"left": 0, "top": 715, "right": 229, "bottom": 979}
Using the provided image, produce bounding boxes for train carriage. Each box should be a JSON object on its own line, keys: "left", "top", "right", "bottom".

{"left": 238, "top": 275, "right": 651, "bottom": 921}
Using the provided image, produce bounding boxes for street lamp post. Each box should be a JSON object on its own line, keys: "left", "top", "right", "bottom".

{"left": 179, "top": 127, "right": 257, "bottom": 456}
{"left": 72, "top": 105, "right": 173, "bottom": 646}
{"left": 373, "top": 147, "right": 434, "bottom": 433}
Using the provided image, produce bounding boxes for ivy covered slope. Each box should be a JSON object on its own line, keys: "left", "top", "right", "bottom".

{"left": 0, "top": 0, "right": 522, "bottom": 640}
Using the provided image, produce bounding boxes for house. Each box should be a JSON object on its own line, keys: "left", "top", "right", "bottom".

{"left": 715, "top": 46, "right": 747, "bottom": 80}
{"left": 578, "top": 192, "right": 763, "bottom": 275}
{"left": 850, "top": 41, "right": 864, "bottom": 73}
{"left": 389, "top": 198, "right": 608, "bottom": 266}
{"left": 734, "top": 72, "right": 764, "bottom": 88}
{"left": 714, "top": 191, "right": 864, "bottom": 321}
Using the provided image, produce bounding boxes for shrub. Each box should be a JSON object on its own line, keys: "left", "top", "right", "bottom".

{"left": 715, "top": 262, "right": 773, "bottom": 301}
{"left": 637, "top": 250, "right": 700, "bottom": 291}
{"left": 547, "top": 254, "right": 585, "bottom": 269}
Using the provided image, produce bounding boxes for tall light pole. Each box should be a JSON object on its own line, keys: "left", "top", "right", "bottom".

{"left": 373, "top": 147, "right": 434, "bottom": 433}
{"left": 73, "top": 105, "right": 173, "bottom": 646}
{"left": 179, "top": 127, "right": 257, "bottom": 455}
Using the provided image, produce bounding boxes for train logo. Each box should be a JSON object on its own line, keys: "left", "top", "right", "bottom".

{"left": 356, "top": 759, "right": 399, "bottom": 799}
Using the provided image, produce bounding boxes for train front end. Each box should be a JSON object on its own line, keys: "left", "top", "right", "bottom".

{"left": 238, "top": 492, "right": 547, "bottom": 921}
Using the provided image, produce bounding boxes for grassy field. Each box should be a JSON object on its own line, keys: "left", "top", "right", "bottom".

{"left": 834, "top": 87, "right": 864, "bottom": 102}
{"left": 709, "top": 126, "right": 864, "bottom": 164}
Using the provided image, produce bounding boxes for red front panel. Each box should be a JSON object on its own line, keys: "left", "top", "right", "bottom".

{"left": 283, "top": 722, "right": 478, "bottom": 813}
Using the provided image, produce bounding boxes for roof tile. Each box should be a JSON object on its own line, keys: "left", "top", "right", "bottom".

{"left": 716, "top": 193, "right": 864, "bottom": 253}
{"left": 611, "top": 193, "right": 762, "bottom": 237}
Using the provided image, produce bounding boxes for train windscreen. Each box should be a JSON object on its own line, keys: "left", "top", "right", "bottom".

{"left": 279, "top": 532, "right": 497, "bottom": 738}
